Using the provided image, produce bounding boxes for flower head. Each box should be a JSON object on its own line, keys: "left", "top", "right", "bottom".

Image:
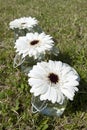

{"left": 9, "top": 17, "right": 38, "bottom": 30}
{"left": 14, "top": 32, "right": 54, "bottom": 59}
{"left": 28, "top": 60, "right": 80, "bottom": 104}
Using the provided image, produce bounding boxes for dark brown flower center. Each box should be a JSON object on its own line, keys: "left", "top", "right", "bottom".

{"left": 48, "top": 73, "right": 59, "bottom": 84}
{"left": 30, "top": 40, "right": 39, "bottom": 45}
{"left": 21, "top": 22, "right": 26, "bottom": 25}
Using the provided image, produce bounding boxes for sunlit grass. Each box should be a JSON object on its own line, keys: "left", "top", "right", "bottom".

{"left": 0, "top": 0, "right": 87, "bottom": 129}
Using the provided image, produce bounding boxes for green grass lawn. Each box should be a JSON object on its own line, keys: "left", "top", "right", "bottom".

{"left": 0, "top": 0, "right": 87, "bottom": 129}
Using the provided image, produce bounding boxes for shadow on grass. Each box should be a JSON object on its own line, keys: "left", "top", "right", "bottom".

{"left": 52, "top": 51, "right": 72, "bottom": 65}
{"left": 64, "top": 79, "right": 87, "bottom": 115}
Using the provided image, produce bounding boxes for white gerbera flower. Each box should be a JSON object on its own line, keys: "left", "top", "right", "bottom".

{"left": 9, "top": 17, "right": 38, "bottom": 30}
{"left": 14, "top": 32, "right": 54, "bottom": 59}
{"left": 28, "top": 60, "right": 80, "bottom": 104}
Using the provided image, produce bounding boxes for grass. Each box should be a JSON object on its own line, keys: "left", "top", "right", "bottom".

{"left": 0, "top": 0, "right": 87, "bottom": 129}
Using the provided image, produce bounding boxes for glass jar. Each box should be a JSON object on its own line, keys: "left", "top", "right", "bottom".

{"left": 13, "top": 50, "right": 51, "bottom": 75}
{"left": 13, "top": 47, "right": 59, "bottom": 75}
{"left": 14, "top": 28, "right": 28, "bottom": 41}
{"left": 13, "top": 25, "right": 43, "bottom": 73}
{"left": 14, "top": 25, "right": 42, "bottom": 41}
{"left": 13, "top": 25, "right": 59, "bottom": 74}
{"left": 31, "top": 95, "right": 67, "bottom": 117}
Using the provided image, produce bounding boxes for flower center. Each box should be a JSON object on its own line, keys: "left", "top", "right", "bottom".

{"left": 48, "top": 73, "right": 59, "bottom": 84}
{"left": 21, "top": 22, "right": 26, "bottom": 25}
{"left": 30, "top": 40, "right": 39, "bottom": 45}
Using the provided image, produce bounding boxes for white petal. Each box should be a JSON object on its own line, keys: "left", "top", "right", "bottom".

{"left": 33, "top": 84, "right": 49, "bottom": 96}
{"left": 61, "top": 88, "right": 74, "bottom": 100}
{"left": 63, "top": 80, "right": 79, "bottom": 88}
{"left": 29, "top": 78, "right": 44, "bottom": 86}
{"left": 49, "top": 87, "right": 57, "bottom": 103}
{"left": 40, "top": 86, "right": 51, "bottom": 101}
{"left": 56, "top": 90, "right": 64, "bottom": 104}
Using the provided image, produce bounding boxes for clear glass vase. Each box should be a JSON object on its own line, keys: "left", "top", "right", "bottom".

{"left": 13, "top": 45, "right": 59, "bottom": 75}
{"left": 13, "top": 25, "right": 43, "bottom": 73}
{"left": 13, "top": 50, "right": 51, "bottom": 75}
{"left": 31, "top": 95, "right": 67, "bottom": 117}
{"left": 13, "top": 25, "right": 59, "bottom": 74}
{"left": 14, "top": 28, "right": 27, "bottom": 41}
{"left": 13, "top": 48, "right": 59, "bottom": 75}
{"left": 14, "top": 25, "right": 42, "bottom": 41}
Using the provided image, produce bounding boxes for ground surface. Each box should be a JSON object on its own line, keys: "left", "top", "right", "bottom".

{"left": 0, "top": 0, "right": 87, "bottom": 130}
